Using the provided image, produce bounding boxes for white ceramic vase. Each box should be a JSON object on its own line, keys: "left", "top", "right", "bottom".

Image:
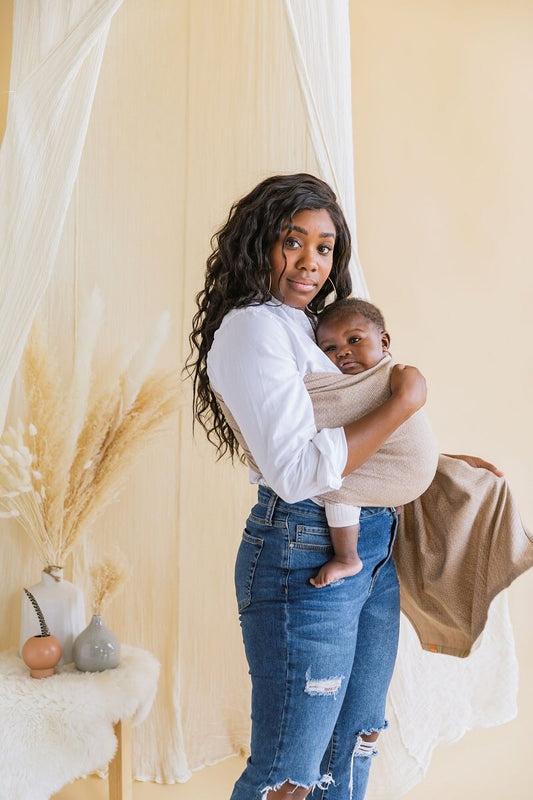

{"left": 19, "top": 566, "right": 86, "bottom": 665}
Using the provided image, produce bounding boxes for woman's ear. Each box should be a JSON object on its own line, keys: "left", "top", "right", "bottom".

{"left": 381, "top": 331, "right": 391, "bottom": 351}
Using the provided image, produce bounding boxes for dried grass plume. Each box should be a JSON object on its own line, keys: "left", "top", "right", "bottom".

{"left": 0, "top": 291, "right": 181, "bottom": 565}
{"left": 90, "top": 551, "right": 129, "bottom": 615}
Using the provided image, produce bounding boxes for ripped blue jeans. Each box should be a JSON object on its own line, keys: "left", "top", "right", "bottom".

{"left": 231, "top": 487, "right": 400, "bottom": 800}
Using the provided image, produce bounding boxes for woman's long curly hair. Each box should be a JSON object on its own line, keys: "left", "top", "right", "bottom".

{"left": 186, "top": 173, "right": 353, "bottom": 461}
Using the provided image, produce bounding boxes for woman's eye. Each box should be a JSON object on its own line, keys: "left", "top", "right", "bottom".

{"left": 318, "top": 244, "right": 332, "bottom": 255}
{"left": 285, "top": 237, "right": 300, "bottom": 249}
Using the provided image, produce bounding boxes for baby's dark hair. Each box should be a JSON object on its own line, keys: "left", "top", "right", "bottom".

{"left": 316, "top": 297, "right": 387, "bottom": 333}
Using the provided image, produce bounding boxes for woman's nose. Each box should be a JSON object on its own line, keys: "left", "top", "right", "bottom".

{"left": 297, "top": 249, "right": 317, "bottom": 270}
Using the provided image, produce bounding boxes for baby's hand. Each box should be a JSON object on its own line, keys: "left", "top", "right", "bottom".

{"left": 390, "top": 364, "right": 427, "bottom": 413}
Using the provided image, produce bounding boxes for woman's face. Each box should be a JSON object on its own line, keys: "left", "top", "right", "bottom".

{"left": 269, "top": 208, "right": 336, "bottom": 310}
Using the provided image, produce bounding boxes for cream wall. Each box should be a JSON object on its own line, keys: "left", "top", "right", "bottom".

{"left": 1, "top": 1, "right": 532, "bottom": 798}
{"left": 350, "top": 2, "right": 533, "bottom": 798}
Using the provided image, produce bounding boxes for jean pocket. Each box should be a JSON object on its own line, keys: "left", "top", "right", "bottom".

{"left": 294, "top": 524, "right": 332, "bottom": 552}
{"left": 235, "top": 530, "right": 264, "bottom": 611}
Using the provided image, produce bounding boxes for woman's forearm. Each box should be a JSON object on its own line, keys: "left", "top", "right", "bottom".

{"left": 342, "top": 395, "right": 416, "bottom": 475}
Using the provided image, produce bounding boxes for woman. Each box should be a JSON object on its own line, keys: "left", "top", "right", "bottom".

{"left": 188, "top": 173, "right": 456, "bottom": 799}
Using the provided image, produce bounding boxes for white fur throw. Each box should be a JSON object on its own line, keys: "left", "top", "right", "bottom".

{"left": 0, "top": 645, "right": 159, "bottom": 800}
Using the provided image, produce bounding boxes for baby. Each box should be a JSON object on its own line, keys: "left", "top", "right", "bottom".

{"left": 310, "top": 297, "right": 410, "bottom": 587}
{"left": 212, "top": 294, "right": 437, "bottom": 590}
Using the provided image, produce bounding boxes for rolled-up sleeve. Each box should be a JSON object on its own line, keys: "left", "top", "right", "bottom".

{"left": 207, "top": 309, "right": 347, "bottom": 503}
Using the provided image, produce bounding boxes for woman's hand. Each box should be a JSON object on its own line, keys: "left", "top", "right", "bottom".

{"left": 444, "top": 453, "right": 504, "bottom": 478}
{"left": 390, "top": 364, "right": 427, "bottom": 414}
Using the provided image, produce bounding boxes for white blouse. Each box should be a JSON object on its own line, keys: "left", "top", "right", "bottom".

{"left": 207, "top": 301, "right": 348, "bottom": 504}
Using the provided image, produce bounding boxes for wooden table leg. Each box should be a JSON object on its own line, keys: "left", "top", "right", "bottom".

{"left": 109, "top": 720, "right": 132, "bottom": 800}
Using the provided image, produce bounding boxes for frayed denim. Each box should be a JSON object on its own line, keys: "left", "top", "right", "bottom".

{"left": 231, "top": 487, "right": 400, "bottom": 800}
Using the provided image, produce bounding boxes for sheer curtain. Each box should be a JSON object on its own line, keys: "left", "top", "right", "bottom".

{"left": 283, "top": 0, "right": 368, "bottom": 297}
{"left": 0, "top": 0, "right": 124, "bottom": 430}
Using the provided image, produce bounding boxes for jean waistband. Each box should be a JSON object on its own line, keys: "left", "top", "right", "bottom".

{"left": 256, "top": 485, "right": 391, "bottom": 525}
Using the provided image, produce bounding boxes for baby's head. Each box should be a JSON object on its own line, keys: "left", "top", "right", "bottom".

{"left": 315, "top": 298, "right": 390, "bottom": 375}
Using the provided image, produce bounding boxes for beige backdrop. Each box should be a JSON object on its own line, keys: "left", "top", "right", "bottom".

{"left": 350, "top": 2, "right": 532, "bottom": 798}
{"left": 1, "top": 1, "right": 532, "bottom": 798}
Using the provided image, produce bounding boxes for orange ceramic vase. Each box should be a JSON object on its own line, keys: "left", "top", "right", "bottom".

{"left": 22, "top": 634, "right": 62, "bottom": 678}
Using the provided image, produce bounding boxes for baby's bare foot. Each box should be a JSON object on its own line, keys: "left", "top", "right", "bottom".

{"left": 310, "top": 556, "right": 363, "bottom": 588}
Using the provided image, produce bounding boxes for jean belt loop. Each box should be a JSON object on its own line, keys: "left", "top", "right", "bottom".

{"left": 264, "top": 489, "right": 279, "bottom": 526}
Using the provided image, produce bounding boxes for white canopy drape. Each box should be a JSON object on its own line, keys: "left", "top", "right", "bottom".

{"left": 0, "top": 0, "right": 124, "bottom": 430}
{"left": 283, "top": 0, "right": 368, "bottom": 297}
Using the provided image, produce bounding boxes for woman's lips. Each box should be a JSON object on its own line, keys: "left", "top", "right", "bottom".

{"left": 287, "top": 278, "right": 317, "bottom": 292}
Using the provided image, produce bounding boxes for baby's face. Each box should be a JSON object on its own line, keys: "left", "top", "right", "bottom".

{"left": 316, "top": 313, "right": 390, "bottom": 374}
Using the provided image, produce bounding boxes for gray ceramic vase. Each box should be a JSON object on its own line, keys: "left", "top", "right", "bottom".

{"left": 73, "top": 614, "right": 121, "bottom": 672}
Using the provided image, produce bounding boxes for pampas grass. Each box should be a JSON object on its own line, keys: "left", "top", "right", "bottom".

{"left": 89, "top": 551, "right": 128, "bottom": 615}
{"left": 0, "top": 291, "right": 181, "bottom": 566}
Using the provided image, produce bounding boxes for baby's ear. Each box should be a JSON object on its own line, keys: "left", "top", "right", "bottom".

{"left": 381, "top": 331, "right": 391, "bottom": 351}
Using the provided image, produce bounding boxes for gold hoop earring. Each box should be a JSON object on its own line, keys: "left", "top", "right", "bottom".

{"left": 306, "top": 276, "right": 338, "bottom": 316}
{"left": 325, "top": 276, "right": 337, "bottom": 301}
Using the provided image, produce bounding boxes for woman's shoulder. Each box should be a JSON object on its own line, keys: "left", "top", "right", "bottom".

{"left": 216, "top": 302, "right": 313, "bottom": 342}
{"left": 220, "top": 303, "right": 278, "bottom": 326}
{"left": 210, "top": 309, "right": 288, "bottom": 374}
{"left": 208, "top": 303, "right": 319, "bottom": 382}
{"left": 207, "top": 305, "right": 298, "bottom": 386}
